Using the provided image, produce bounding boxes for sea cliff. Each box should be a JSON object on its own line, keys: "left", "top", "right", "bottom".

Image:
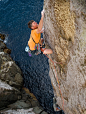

{"left": 44, "top": 0, "right": 86, "bottom": 114}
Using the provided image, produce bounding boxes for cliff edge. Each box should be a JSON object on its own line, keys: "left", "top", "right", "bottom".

{"left": 44, "top": 0, "right": 86, "bottom": 114}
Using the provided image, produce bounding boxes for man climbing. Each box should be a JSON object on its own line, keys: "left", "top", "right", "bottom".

{"left": 27, "top": 10, "right": 53, "bottom": 55}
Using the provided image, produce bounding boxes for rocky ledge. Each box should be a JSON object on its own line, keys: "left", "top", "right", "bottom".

{"left": 0, "top": 34, "right": 48, "bottom": 114}
{"left": 0, "top": 88, "right": 48, "bottom": 114}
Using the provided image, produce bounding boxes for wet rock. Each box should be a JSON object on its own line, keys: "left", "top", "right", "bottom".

{"left": 0, "top": 108, "right": 36, "bottom": 114}
{"left": 7, "top": 100, "right": 31, "bottom": 109}
{"left": 0, "top": 40, "right": 11, "bottom": 55}
{"left": 0, "top": 35, "right": 11, "bottom": 54}
{"left": 33, "top": 106, "right": 43, "bottom": 114}
{"left": 4, "top": 48, "right": 11, "bottom": 54}
{"left": 0, "top": 80, "right": 21, "bottom": 109}
{"left": 0, "top": 108, "right": 48, "bottom": 114}
{"left": 0, "top": 34, "right": 23, "bottom": 109}
{"left": 41, "top": 111, "right": 48, "bottom": 114}
{"left": 0, "top": 41, "right": 6, "bottom": 50}
{"left": 22, "top": 87, "right": 37, "bottom": 100}
{"left": 30, "top": 100, "right": 40, "bottom": 107}
{"left": 15, "top": 73, "right": 23, "bottom": 85}
{"left": 0, "top": 87, "right": 48, "bottom": 114}
{"left": 0, "top": 33, "right": 5, "bottom": 40}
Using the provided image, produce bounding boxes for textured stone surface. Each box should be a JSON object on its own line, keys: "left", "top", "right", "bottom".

{"left": 0, "top": 41, "right": 11, "bottom": 54}
{"left": 0, "top": 88, "right": 48, "bottom": 114}
{"left": 44, "top": 0, "right": 86, "bottom": 114}
{"left": 0, "top": 38, "right": 23, "bottom": 109}
{"left": 0, "top": 80, "right": 21, "bottom": 109}
{"left": 0, "top": 42, "right": 23, "bottom": 89}
{"left": 0, "top": 33, "right": 5, "bottom": 40}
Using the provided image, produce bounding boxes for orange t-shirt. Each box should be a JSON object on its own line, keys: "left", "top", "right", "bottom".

{"left": 28, "top": 29, "right": 41, "bottom": 50}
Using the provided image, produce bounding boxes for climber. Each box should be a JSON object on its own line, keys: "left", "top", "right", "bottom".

{"left": 27, "top": 10, "right": 53, "bottom": 56}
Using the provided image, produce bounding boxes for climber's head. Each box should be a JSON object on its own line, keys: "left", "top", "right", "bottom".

{"left": 28, "top": 20, "right": 38, "bottom": 30}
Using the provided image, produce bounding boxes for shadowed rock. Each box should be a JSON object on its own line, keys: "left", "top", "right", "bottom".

{"left": 0, "top": 88, "right": 48, "bottom": 114}
{"left": 0, "top": 40, "right": 11, "bottom": 54}
{"left": 0, "top": 33, "right": 5, "bottom": 40}
{"left": 4, "top": 48, "right": 11, "bottom": 54}
{"left": 0, "top": 52, "right": 23, "bottom": 90}
{"left": 0, "top": 80, "right": 21, "bottom": 109}
{"left": 0, "top": 35, "right": 23, "bottom": 109}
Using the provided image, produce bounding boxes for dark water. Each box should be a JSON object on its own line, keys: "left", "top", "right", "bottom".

{"left": 0, "top": 0, "right": 64, "bottom": 114}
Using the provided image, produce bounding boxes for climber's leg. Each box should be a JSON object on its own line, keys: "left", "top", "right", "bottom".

{"left": 41, "top": 48, "right": 53, "bottom": 54}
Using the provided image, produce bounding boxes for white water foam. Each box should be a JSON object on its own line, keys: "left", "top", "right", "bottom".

{"left": 3, "top": 35, "right": 8, "bottom": 44}
{"left": 0, "top": 34, "right": 8, "bottom": 44}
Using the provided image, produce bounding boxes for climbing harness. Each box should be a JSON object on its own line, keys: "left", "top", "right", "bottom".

{"left": 40, "top": 51, "right": 64, "bottom": 111}
{"left": 25, "top": 44, "right": 41, "bottom": 56}
{"left": 31, "top": 34, "right": 41, "bottom": 53}
{"left": 25, "top": 35, "right": 42, "bottom": 56}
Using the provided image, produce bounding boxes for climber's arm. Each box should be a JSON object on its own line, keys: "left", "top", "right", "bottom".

{"left": 36, "top": 10, "right": 44, "bottom": 34}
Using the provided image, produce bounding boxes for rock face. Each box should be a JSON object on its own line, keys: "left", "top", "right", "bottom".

{"left": 0, "top": 39, "right": 23, "bottom": 109}
{"left": 0, "top": 80, "right": 21, "bottom": 109}
{"left": 0, "top": 41, "right": 23, "bottom": 90}
{"left": 0, "top": 88, "right": 48, "bottom": 114}
{"left": 44, "top": 0, "right": 86, "bottom": 114}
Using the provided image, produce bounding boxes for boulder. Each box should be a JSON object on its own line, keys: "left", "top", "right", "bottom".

{"left": 0, "top": 87, "right": 48, "bottom": 114}
{"left": 0, "top": 33, "right": 5, "bottom": 40}
{"left": 0, "top": 35, "right": 23, "bottom": 109}
{"left": 4, "top": 48, "right": 11, "bottom": 54}
{"left": 0, "top": 52, "right": 23, "bottom": 90}
{"left": 0, "top": 41, "right": 6, "bottom": 51}
{"left": 0, "top": 41, "right": 11, "bottom": 54}
{"left": 0, "top": 80, "right": 21, "bottom": 109}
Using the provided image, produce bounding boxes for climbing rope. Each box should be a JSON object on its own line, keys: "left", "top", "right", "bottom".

{"left": 43, "top": 53, "right": 64, "bottom": 111}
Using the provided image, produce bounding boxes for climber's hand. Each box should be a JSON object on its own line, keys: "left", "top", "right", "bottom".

{"left": 40, "top": 27, "right": 44, "bottom": 33}
{"left": 41, "top": 9, "right": 44, "bottom": 17}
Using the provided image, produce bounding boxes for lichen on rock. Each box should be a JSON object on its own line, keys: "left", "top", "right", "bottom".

{"left": 54, "top": 0, "right": 75, "bottom": 42}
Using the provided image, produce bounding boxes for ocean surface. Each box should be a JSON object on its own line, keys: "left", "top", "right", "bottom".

{"left": 0, "top": 0, "right": 64, "bottom": 114}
